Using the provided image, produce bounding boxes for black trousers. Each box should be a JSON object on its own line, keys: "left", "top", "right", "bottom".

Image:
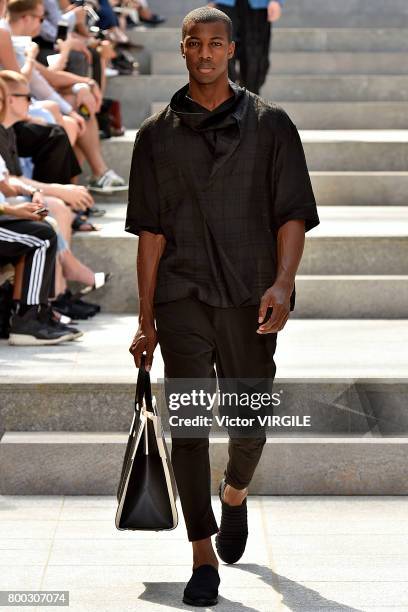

{"left": 155, "top": 296, "right": 277, "bottom": 541}
{"left": 216, "top": 0, "right": 272, "bottom": 94}
{"left": 13, "top": 121, "right": 82, "bottom": 183}
{"left": 0, "top": 218, "right": 57, "bottom": 305}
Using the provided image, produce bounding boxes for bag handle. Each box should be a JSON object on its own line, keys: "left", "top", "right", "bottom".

{"left": 134, "top": 353, "right": 153, "bottom": 412}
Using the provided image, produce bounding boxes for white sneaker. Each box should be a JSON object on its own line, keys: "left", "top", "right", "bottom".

{"left": 105, "top": 67, "right": 119, "bottom": 78}
{"left": 88, "top": 169, "right": 128, "bottom": 194}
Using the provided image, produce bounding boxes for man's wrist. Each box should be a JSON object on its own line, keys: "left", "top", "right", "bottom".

{"left": 138, "top": 305, "right": 155, "bottom": 323}
{"left": 273, "top": 276, "right": 295, "bottom": 292}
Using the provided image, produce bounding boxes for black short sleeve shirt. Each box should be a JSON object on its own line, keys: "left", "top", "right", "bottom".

{"left": 125, "top": 82, "right": 320, "bottom": 309}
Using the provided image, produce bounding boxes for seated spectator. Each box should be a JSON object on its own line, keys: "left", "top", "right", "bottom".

{"left": 0, "top": 73, "right": 111, "bottom": 317}
{"left": 0, "top": 69, "right": 82, "bottom": 185}
{"left": 0, "top": 25, "right": 81, "bottom": 143}
{"left": 0, "top": 0, "right": 128, "bottom": 193}
{"left": 33, "top": 0, "right": 91, "bottom": 71}
{"left": 112, "top": 0, "right": 165, "bottom": 28}
{"left": 0, "top": 198, "right": 80, "bottom": 345}
{"left": 135, "top": 0, "right": 166, "bottom": 26}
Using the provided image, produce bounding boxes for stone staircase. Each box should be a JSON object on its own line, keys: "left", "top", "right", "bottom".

{"left": 1, "top": 0, "right": 408, "bottom": 495}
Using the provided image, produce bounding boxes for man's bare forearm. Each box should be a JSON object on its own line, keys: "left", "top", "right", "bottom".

{"left": 137, "top": 231, "right": 167, "bottom": 323}
{"left": 274, "top": 219, "right": 305, "bottom": 291}
{"left": 257, "top": 219, "right": 306, "bottom": 332}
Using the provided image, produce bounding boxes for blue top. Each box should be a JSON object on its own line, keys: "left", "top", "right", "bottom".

{"left": 217, "top": 0, "right": 285, "bottom": 7}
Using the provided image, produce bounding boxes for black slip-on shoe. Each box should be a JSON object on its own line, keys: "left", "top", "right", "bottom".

{"left": 182, "top": 564, "right": 220, "bottom": 607}
{"left": 215, "top": 478, "right": 248, "bottom": 564}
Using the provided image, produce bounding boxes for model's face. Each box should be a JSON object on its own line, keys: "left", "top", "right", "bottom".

{"left": 180, "top": 21, "right": 235, "bottom": 85}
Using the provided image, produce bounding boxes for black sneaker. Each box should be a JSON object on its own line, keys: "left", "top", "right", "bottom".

{"left": 52, "top": 290, "right": 99, "bottom": 320}
{"left": 8, "top": 306, "right": 74, "bottom": 346}
{"left": 39, "top": 305, "right": 84, "bottom": 341}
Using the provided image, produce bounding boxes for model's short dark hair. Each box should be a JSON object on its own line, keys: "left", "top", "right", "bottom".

{"left": 182, "top": 7, "right": 233, "bottom": 42}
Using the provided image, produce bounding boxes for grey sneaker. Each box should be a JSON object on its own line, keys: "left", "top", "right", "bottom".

{"left": 9, "top": 306, "right": 74, "bottom": 346}
{"left": 88, "top": 169, "right": 128, "bottom": 194}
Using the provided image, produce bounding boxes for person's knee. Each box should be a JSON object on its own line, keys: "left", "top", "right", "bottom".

{"left": 45, "top": 196, "right": 72, "bottom": 221}
{"left": 230, "top": 434, "right": 266, "bottom": 452}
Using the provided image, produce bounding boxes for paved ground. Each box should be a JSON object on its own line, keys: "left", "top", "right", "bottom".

{"left": 1, "top": 495, "right": 408, "bottom": 611}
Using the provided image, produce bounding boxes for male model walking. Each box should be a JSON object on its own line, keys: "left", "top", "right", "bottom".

{"left": 211, "top": 0, "right": 285, "bottom": 94}
{"left": 127, "top": 6, "right": 319, "bottom": 607}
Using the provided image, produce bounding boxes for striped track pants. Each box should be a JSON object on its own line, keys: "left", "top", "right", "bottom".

{"left": 0, "top": 218, "right": 57, "bottom": 305}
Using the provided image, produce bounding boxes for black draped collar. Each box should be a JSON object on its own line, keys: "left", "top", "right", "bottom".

{"left": 169, "top": 79, "right": 248, "bottom": 133}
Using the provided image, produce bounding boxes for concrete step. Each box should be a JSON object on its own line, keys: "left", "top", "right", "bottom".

{"left": 92, "top": 165, "right": 408, "bottom": 208}
{"left": 147, "top": 0, "right": 408, "bottom": 27}
{"left": 101, "top": 130, "right": 408, "bottom": 178}
{"left": 69, "top": 206, "right": 408, "bottom": 313}
{"left": 311, "top": 171, "right": 408, "bottom": 206}
{"left": 3, "top": 315, "right": 408, "bottom": 379}
{"left": 2, "top": 314, "right": 407, "bottom": 482}
{"left": 162, "top": 13, "right": 408, "bottom": 28}
{"left": 0, "top": 381, "right": 373, "bottom": 436}
{"left": 2, "top": 375, "right": 407, "bottom": 435}
{"left": 130, "top": 27, "right": 408, "bottom": 56}
{"left": 150, "top": 101, "right": 408, "bottom": 129}
{"left": 295, "top": 275, "right": 408, "bottom": 318}
{"left": 152, "top": 51, "right": 408, "bottom": 76}
{"left": 1, "top": 431, "right": 407, "bottom": 495}
{"left": 106, "top": 75, "right": 408, "bottom": 128}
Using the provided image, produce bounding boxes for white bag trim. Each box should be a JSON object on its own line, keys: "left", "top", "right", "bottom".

{"left": 115, "top": 396, "right": 178, "bottom": 531}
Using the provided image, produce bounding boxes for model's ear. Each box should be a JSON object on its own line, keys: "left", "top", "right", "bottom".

{"left": 180, "top": 42, "right": 185, "bottom": 57}
{"left": 227, "top": 40, "right": 235, "bottom": 59}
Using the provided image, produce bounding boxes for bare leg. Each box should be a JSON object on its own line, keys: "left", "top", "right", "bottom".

{"left": 54, "top": 256, "right": 67, "bottom": 296}
{"left": 59, "top": 250, "right": 94, "bottom": 285}
{"left": 61, "top": 116, "right": 79, "bottom": 146}
{"left": 192, "top": 537, "right": 219, "bottom": 571}
{"left": 39, "top": 101, "right": 79, "bottom": 146}
{"left": 44, "top": 197, "right": 74, "bottom": 244}
{"left": 44, "top": 197, "right": 95, "bottom": 286}
{"left": 12, "top": 257, "right": 24, "bottom": 300}
{"left": 76, "top": 115, "right": 108, "bottom": 178}
{"left": 223, "top": 484, "right": 248, "bottom": 506}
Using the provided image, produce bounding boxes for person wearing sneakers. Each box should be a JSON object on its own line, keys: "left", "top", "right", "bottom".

{"left": 0, "top": 0, "right": 128, "bottom": 195}
{"left": 127, "top": 7, "right": 319, "bottom": 607}
{"left": 0, "top": 199, "right": 79, "bottom": 345}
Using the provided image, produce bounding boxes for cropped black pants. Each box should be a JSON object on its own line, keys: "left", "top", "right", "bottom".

{"left": 155, "top": 296, "right": 277, "bottom": 542}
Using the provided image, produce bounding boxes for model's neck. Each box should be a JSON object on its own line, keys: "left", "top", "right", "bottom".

{"left": 188, "top": 76, "right": 233, "bottom": 111}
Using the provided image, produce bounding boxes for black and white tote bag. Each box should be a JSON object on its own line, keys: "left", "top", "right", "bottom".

{"left": 115, "top": 356, "right": 178, "bottom": 531}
